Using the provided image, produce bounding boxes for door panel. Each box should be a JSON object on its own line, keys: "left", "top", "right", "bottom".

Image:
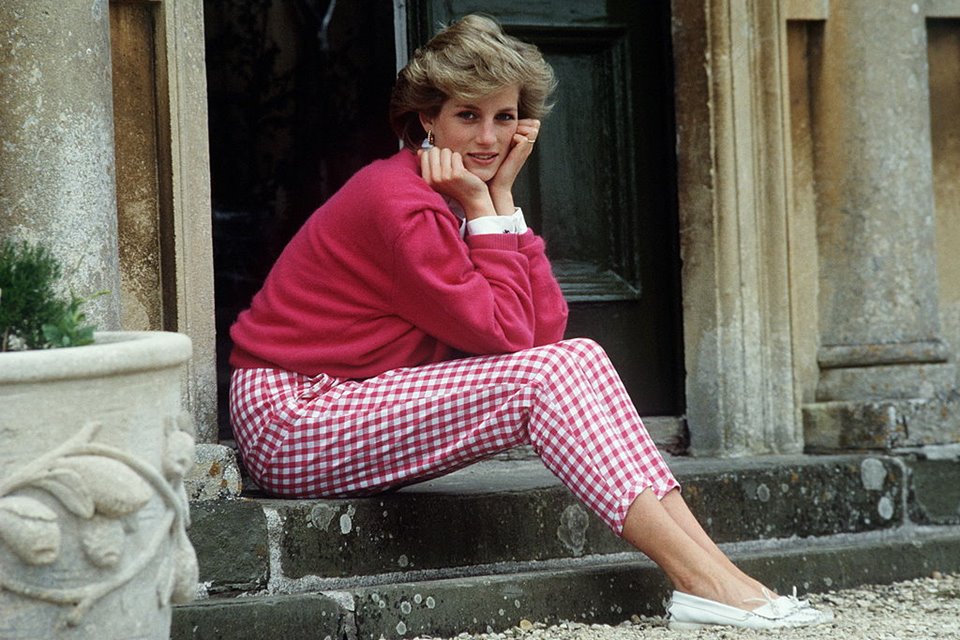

{"left": 513, "top": 27, "right": 639, "bottom": 300}
{"left": 408, "top": 0, "right": 684, "bottom": 416}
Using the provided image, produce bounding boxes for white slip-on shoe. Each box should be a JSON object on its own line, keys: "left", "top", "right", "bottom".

{"left": 665, "top": 590, "right": 833, "bottom": 630}
{"left": 774, "top": 586, "right": 815, "bottom": 611}
{"left": 759, "top": 586, "right": 835, "bottom": 625}
{"left": 750, "top": 588, "right": 834, "bottom": 625}
{"left": 772, "top": 587, "right": 833, "bottom": 624}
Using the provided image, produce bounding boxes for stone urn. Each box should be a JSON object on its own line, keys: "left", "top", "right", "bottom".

{"left": 0, "top": 331, "right": 198, "bottom": 639}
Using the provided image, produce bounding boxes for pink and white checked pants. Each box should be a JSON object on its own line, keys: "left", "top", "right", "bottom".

{"left": 229, "top": 338, "right": 678, "bottom": 534}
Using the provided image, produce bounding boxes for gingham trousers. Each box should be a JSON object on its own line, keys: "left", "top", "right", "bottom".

{"left": 229, "top": 338, "right": 678, "bottom": 533}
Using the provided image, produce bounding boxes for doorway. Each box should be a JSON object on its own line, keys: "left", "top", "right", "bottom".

{"left": 204, "top": 0, "right": 683, "bottom": 443}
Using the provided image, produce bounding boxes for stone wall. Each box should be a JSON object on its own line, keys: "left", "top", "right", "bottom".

{"left": 0, "top": 0, "right": 122, "bottom": 329}
{"left": 674, "top": 0, "right": 960, "bottom": 454}
{"left": 795, "top": 2, "right": 960, "bottom": 450}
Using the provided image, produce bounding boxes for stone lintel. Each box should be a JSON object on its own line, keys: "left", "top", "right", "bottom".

{"left": 784, "top": 0, "right": 829, "bottom": 21}
{"left": 816, "top": 362, "right": 956, "bottom": 402}
{"left": 927, "top": 0, "right": 960, "bottom": 18}
{"left": 818, "top": 340, "right": 950, "bottom": 369}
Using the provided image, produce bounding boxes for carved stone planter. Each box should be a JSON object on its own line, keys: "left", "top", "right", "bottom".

{"left": 0, "top": 331, "right": 198, "bottom": 639}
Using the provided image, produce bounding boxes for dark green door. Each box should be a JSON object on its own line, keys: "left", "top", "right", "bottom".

{"left": 408, "top": 1, "right": 684, "bottom": 417}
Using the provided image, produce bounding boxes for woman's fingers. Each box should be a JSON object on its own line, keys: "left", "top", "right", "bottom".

{"left": 419, "top": 146, "right": 486, "bottom": 202}
{"left": 491, "top": 133, "right": 534, "bottom": 189}
{"left": 421, "top": 146, "right": 460, "bottom": 184}
{"left": 450, "top": 151, "right": 467, "bottom": 180}
{"left": 420, "top": 146, "right": 454, "bottom": 184}
{"left": 516, "top": 118, "right": 541, "bottom": 143}
{"left": 419, "top": 147, "right": 432, "bottom": 181}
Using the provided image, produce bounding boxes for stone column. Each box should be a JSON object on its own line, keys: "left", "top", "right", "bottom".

{"left": 673, "top": 0, "right": 801, "bottom": 455}
{"left": 0, "top": 0, "right": 121, "bottom": 330}
{"left": 803, "top": 1, "right": 958, "bottom": 448}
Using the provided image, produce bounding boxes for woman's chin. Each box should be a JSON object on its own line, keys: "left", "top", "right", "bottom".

{"left": 467, "top": 166, "right": 498, "bottom": 183}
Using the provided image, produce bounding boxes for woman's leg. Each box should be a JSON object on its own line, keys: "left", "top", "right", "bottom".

{"left": 622, "top": 489, "right": 769, "bottom": 609}
{"left": 659, "top": 490, "right": 768, "bottom": 594}
{"left": 231, "top": 340, "right": 767, "bottom": 609}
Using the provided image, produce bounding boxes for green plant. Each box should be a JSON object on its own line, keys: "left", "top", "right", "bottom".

{"left": 0, "top": 240, "right": 98, "bottom": 352}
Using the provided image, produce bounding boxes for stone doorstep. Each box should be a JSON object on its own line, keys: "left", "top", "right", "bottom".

{"left": 171, "top": 525, "right": 960, "bottom": 640}
{"left": 187, "top": 454, "right": 928, "bottom": 595}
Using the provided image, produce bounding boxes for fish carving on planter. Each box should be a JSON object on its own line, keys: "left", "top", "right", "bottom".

{"left": 0, "top": 419, "right": 197, "bottom": 626}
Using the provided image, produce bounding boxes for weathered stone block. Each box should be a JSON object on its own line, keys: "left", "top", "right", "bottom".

{"left": 349, "top": 527, "right": 960, "bottom": 640}
{"left": 674, "top": 455, "right": 904, "bottom": 541}
{"left": 268, "top": 486, "right": 631, "bottom": 581}
{"left": 351, "top": 562, "right": 670, "bottom": 639}
{"left": 903, "top": 392, "right": 960, "bottom": 445}
{"left": 169, "top": 525, "right": 960, "bottom": 640}
{"left": 188, "top": 500, "right": 269, "bottom": 593}
{"left": 255, "top": 456, "right": 908, "bottom": 583}
{"left": 804, "top": 395, "right": 960, "bottom": 451}
{"left": 184, "top": 444, "right": 243, "bottom": 501}
{"left": 905, "top": 453, "right": 960, "bottom": 525}
{"left": 816, "top": 363, "right": 956, "bottom": 401}
{"left": 172, "top": 593, "right": 351, "bottom": 640}
{"left": 803, "top": 399, "right": 913, "bottom": 450}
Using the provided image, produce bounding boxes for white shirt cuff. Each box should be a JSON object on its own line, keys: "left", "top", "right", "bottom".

{"left": 511, "top": 207, "right": 528, "bottom": 234}
{"left": 466, "top": 208, "right": 527, "bottom": 236}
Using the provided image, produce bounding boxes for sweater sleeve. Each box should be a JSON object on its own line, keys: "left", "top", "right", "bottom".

{"left": 518, "top": 230, "right": 569, "bottom": 345}
{"left": 391, "top": 209, "right": 538, "bottom": 355}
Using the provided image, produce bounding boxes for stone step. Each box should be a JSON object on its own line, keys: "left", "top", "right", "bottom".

{"left": 172, "top": 524, "right": 960, "bottom": 640}
{"left": 187, "top": 453, "right": 916, "bottom": 594}
{"left": 174, "top": 451, "right": 960, "bottom": 639}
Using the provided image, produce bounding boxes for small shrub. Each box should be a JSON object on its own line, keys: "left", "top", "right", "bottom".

{"left": 0, "top": 240, "right": 98, "bottom": 352}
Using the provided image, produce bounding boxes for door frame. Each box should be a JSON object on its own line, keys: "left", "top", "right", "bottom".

{"left": 671, "top": 0, "right": 803, "bottom": 455}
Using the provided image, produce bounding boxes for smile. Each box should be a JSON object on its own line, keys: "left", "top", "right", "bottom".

{"left": 467, "top": 153, "right": 498, "bottom": 164}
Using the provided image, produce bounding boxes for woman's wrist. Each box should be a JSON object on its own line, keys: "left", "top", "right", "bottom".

{"left": 490, "top": 188, "right": 515, "bottom": 216}
{"left": 461, "top": 192, "right": 498, "bottom": 221}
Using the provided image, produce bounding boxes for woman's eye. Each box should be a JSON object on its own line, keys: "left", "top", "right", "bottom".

{"left": 457, "top": 111, "right": 478, "bottom": 120}
{"left": 495, "top": 113, "right": 517, "bottom": 121}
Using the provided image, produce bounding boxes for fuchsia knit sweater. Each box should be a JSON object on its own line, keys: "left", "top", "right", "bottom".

{"left": 229, "top": 149, "right": 568, "bottom": 379}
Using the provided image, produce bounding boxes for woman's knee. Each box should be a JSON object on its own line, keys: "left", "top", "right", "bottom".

{"left": 550, "top": 337, "right": 612, "bottom": 368}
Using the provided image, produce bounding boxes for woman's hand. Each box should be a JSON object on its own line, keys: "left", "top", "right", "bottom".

{"left": 488, "top": 119, "right": 540, "bottom": 215}
{"left": 419, "top": 146, "right": 497, "bottom": 220}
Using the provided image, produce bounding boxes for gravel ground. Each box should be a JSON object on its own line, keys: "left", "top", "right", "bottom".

{"left": 412, "top": 572, "right": 960, "bottom": 640}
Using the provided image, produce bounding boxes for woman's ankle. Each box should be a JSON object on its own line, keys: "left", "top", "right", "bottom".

{"left": 673, "top": 574, "right": 770, "bottom": 611}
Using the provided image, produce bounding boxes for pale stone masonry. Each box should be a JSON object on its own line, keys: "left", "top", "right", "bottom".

{"left": 799, "top": 0, "right": 960, "bottom": 449}
{"left": 0, "top": 0, "right": 122, "bottom": 329}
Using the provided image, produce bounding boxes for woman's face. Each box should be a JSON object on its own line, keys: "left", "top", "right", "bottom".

{"left": 420, "top": 85, "right": 520, "bottom": 182}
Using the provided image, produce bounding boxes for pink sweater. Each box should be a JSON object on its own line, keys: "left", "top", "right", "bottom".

{"left": 229, "top": 149, "right": 568, "bottom": 379}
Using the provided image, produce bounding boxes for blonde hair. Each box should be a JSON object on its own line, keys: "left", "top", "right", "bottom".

{"left": 390, "top": 14, "right": 557, "bottom": 149}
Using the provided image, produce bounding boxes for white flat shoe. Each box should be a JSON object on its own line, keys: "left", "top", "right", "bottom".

{"left": 774, "top": 586, "right": 811, "bottom": 610}
{"left": 666, "top": 590, "right": 833, "bottom": 630}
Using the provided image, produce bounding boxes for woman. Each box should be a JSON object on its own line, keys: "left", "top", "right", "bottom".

{"left": 229, "top": 14, "right": 829, "bottom": 630}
